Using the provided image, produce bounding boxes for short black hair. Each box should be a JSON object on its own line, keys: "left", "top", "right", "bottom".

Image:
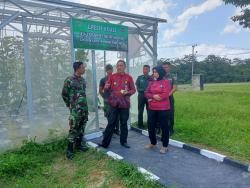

{"left": 162, "top": 61, "right": 171, "bottom": 66}
{"left": 157, "top": 58, "right": 171, "bottom": 66}
{"left": 73, "top": 61, "right": 83, "bottom": 72}
{"left": 105, "top": 64, "right": 113, "bottom": 71}
{"left": 117, "top": 59, "right": 126, "bottom": 67}
{"left": 143, "top": 65, "right": 150, "bottom": 69}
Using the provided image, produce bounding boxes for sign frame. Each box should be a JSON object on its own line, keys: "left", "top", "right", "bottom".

{"left": 71, "top": 18, "right": 128, "bottom": 52}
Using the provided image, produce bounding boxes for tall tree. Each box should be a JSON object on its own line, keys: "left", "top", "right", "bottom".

{"left": 223, "top": 0, "right": 250, "bottom": 29}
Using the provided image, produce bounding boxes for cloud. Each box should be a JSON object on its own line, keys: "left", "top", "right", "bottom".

{"left": 221, "top": 6, "right": 250, "bottom": 34}
{"left": 222, "top": 23, "right": 241, "bottom": 34}
{"left": 74, "top": 0, "right": 123, "bottom": 10}
{"left": 126, "top": 0, "right": 174, "bottom": 21}
{"left": 164, "top": 0, "right": 223, "bottom": 42}
{"left": 158, "top": 43, "right": 250, "bottom": 60}
{"left": 197, "top": 44, "right": 250, "bottom": 59}
{"left": 74, "top": 0, "right": 173, "bottom": 21}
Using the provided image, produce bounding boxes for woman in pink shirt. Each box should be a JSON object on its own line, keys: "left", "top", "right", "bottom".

{"left": 144, "top": 66, "right": 171, "bottom": 153}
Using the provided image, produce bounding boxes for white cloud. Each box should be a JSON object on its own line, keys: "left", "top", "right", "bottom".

{"left": 164, "top": 0, "right": 223, "bottom": 42}
{"left": 74, "top": 0, "right": 173, "bottom": 21}
{"left": 222, "top": 23, "right": 241, "bottom": 34}
{"left": 75, "top": 0, "right": 123, "bottom": 10}
{"left": 196, "top": 44, "right": 250, "bottom": 59}
{"left": 222, "top": 6, "right": 250, "bottom": 34}
{"left": 127, "top": 0, "right": 174, "bottom": 21}
{"left": 158, "top": 43, "right": 250, "bottom": 60}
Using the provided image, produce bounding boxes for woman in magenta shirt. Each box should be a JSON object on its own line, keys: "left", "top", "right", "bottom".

{"left": 144, "top": 66, "right": 171, "bottom": 153}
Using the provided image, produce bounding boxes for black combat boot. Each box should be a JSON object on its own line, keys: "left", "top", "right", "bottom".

{"left": 66, "top": 142, "right": 74, "bottom": 160}
{"left": 75, "top": 137, "right": 88, "bottom": 152}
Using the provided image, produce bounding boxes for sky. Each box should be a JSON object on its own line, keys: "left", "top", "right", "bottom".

{"left": 73, "top": 0, "right": 250, "bottom": 60}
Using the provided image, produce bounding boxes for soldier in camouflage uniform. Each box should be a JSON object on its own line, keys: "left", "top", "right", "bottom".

{"left": 62, "top": 61, "right": 88, "bottom": 160}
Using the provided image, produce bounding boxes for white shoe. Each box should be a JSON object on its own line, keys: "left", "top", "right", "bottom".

{"left": 160, "top": 146, "right": 168, "bottom": 154}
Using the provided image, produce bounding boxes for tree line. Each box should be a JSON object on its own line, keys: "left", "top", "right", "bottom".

{"left": 161, "top": 55, "right": 250, "bottom": 84}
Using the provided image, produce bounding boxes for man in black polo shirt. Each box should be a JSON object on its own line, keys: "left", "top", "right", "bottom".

{"left": 99, "top": 64, "right": 120, "bottom": 135}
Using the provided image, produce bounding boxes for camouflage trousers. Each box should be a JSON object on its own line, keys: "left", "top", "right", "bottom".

{"left": 68, "top": 109, "right": 88, "bottom": 143}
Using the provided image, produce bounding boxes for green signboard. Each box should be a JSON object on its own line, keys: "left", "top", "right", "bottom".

{"left": 71, "top": 18, "right": 128, "bottom": 51}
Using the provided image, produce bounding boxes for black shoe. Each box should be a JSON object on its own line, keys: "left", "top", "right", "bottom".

{"left": 76, "top": 144, "right": 88, "bottom": 152}
{"left": 138, "top": 124, "right": 144, "bottom": 129}
{"left": 97, "top": 142, "right": 108, "bottom": 148}
{"left": 66, "top": 142, "right": 74, "bottom": 160}
{"left": 76, "top": 138, "right": 88, "bottom": 152}
{"left": 169, "top": 130, "right": 174, "bottom": 136}
{"left": 66, "top": 150, "right": 74, "bottom": 160}
{"left": 120, "top": 143, "right": 130, "bottom": 148}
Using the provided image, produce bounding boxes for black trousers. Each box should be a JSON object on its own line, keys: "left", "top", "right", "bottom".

{"left": 169, "top": 95, "right": 175, "bottom": 132}
{"left": 148, "top": 109, "right": 169, "bottom": 147}
{"left": 105, "top": 102, "right": 119, "bottom": 132}
{"left": 102, "top": 106, "right": 129, "bottom": 147}
{"left": 138, "top": 92, "right": 148, "bottom": 128}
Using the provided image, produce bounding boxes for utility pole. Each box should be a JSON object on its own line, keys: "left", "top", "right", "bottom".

{"left": 191, "top": 44, "right": 197, "bottom": 84}
{"left": 104, "top": 51, "right": 106, "bottom": 75}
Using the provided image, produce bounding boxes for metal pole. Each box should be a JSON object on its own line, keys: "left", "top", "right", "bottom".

{"left": 191, "top": 45, "right": 194, "bottom": 76}
{"left": 191, "top": 44, "right": 197, "bottom": 85}
{"left": 91, "top": 50, "right": 99, "bottom": 130}
{"left": 153, "top": 22, "right": 158, "bottom": 66}
{"left": 126, "top": 53, "right": 129, "bottom": 74}
{"left": 22, "top": 17, "right": 33, "bottom": 121}
{"left": 70, "top": 18, "right": 75, "bottom": 63}
{"left": 103, "top": 51, "right": 106, "bottom": 75}
{"left": 126, "top": 52, "right": 131, "bottom": 129}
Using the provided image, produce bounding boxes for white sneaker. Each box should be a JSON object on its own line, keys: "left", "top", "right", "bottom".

{"left": 160, "top": 146, "right": 168, "bottom": 154}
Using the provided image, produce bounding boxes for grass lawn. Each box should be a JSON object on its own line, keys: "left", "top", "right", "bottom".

{"left": 0, "top": 139, "right": 163, "bottom": 188}
{"left": 133, "top": 82, "right": 250, "bottom": 163}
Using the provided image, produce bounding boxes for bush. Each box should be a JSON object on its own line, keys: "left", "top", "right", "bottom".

{"left": 0, "top": 138, "right": 66, "bottom": 179}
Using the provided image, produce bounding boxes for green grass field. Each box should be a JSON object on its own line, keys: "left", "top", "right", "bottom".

{"left": 134, "top": 82, "right": 250, "bottom": 163}
{"left": 0, "top": 139, "right": 163, "bottom": 188}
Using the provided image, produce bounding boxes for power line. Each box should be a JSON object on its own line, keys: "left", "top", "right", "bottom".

{"left": 210, "top": 46, "right": 250, "bottom": 51}
{"left": 158, "top": 44, "right": 250, "bottom": 51}
{"left": 158, "top": 44, "right": 193, "bottom": 48}
{"left": 197, "top": 51, "right": 250, "bottom": 57}
{"left": 222, "top": 51, "right": 250, "bottom": 56}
